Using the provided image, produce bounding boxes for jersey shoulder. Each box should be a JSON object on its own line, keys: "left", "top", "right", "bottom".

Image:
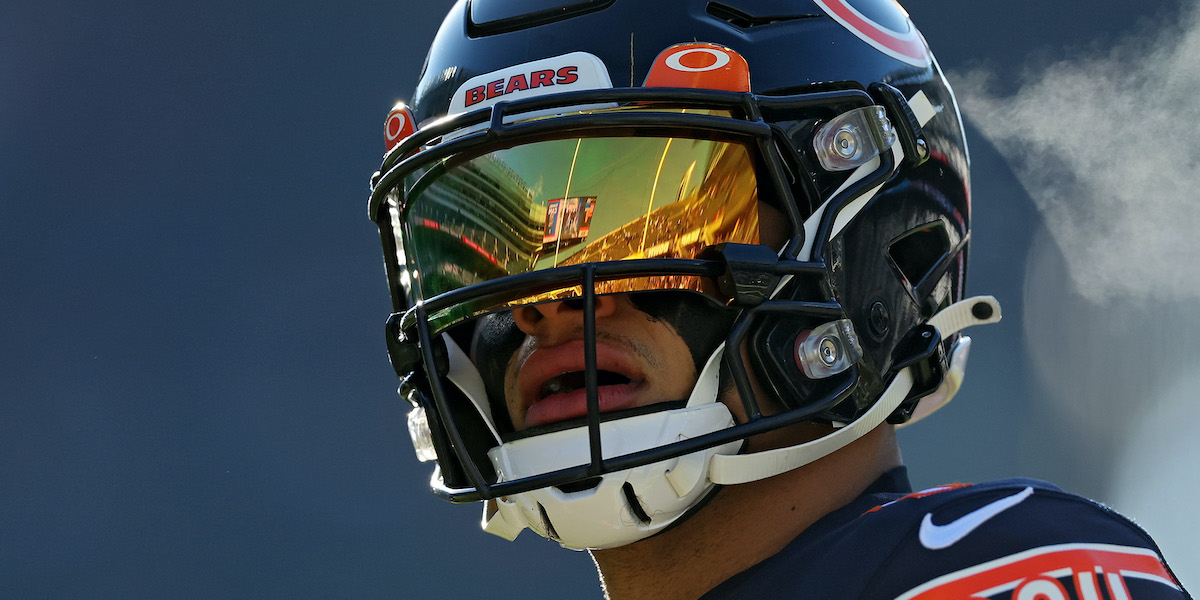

{"left": 701, "top": 478, "right": 1190, "bottom": 600}
{"left": 861, "top": 478, "right": 1190, "bottom": 600}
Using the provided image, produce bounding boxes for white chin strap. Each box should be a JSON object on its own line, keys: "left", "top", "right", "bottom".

{"left": 708, "top": 295, "right": 1001, "bottom": 485}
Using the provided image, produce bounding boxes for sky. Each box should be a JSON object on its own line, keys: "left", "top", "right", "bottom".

{"left": 2, "top": 0, "right": 1196, "bottom": 597}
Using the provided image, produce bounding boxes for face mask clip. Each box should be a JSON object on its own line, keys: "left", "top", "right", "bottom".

{"left": 869, "top": 82, "right": 929, "bottom": 168}
{"left": 698, "top": 242, "right": 782, "bottom": 307}
{"left": 385, "top": 311, "right": 448, "bottom": 378}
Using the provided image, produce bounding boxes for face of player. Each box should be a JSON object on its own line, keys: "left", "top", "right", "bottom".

{"left": 477, "top": 294, "right": 704, "bottom": 431}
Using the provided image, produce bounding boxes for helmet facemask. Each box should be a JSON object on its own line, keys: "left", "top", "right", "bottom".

{"left": 368, "top": 84, "right": 954, "bottom": 548}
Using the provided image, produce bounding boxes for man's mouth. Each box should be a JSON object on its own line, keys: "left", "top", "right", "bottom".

{"left": 524, "top": 371, "right": 643, "bottom": 428}
{"left": 538, "top": 370, "right": 633, "bottom": 398}
{"left": 516, "top": 341, "right": 649, "bottom": 429}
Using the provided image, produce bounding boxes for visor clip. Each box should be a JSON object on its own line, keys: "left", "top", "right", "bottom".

{"left": 869, "top": 83, "right": 929, "bottom": 168}
{"left": 486, "top": 101, "right": 510, "bottom": 141}
{"left": 699, "top": 243, "right": 782, "bottom": 307}
{"left": 384, "top": 313, "right": 448, "bottom": 377}
{"left": 885, "top": 323, "right": 947, "bottom": 424}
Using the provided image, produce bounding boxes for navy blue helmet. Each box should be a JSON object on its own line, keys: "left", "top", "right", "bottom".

{"left": 368, "top": 0, "right": 997, "bottom": 549}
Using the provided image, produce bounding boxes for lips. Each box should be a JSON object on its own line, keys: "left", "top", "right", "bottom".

{"left": 517, "top": 340, "right": 646, "bottom": 428}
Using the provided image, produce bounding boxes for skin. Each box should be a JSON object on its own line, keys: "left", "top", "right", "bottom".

{"left": 493, "top": 292, "right": 904, "bottom": 600}
{"left": 594, "top": 425, "right": 900, "bottom": 600}
{"left": 503, "top": 294, "right": 698, "bottom": 431}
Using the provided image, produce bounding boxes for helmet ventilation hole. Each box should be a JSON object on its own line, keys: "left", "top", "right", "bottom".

{"left": 705, "top": 2, "right": 820, "bottom": 29}
{"left": 887, "top": 223, "right": 950, "bottom": 289}
{"left": 622, "top": 482, "right": 653, "bottom": 525}
{"left": 537, "top": 503, "right": 561, "bottom": 541}
{"left": 554, "top": 476, "right": 603, "bottom": 494}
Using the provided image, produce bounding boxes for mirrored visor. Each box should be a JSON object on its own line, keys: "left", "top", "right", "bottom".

{"left": 389, "top": 128, "right": 767, "bottom": 330}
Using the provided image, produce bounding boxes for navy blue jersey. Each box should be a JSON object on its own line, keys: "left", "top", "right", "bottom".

{"left": 701, "top": 468, "right": 1190, "bottom": 599}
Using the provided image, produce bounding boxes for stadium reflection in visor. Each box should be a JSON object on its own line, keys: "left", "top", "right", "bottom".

{"left": 390, "top": 132, "right": 764, "bottom": 330}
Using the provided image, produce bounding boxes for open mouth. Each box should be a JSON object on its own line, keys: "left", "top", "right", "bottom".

{"left": 523, "top": 369, "right": 643, "bottom": 429}
{"left": 539, "top": 370, "right": 634, "bottom": 399}
{"left": 515, "top": 340, "right": 649, "bottom": 430}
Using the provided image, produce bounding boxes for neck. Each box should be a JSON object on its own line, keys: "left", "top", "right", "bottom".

{"left": 589, "top": 424, "right": 901, "bottom": 600}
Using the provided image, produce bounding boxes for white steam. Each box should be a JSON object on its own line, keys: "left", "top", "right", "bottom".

{"left": 958, "top": 2, "right": 1200, "bottom": 303}
{"left": 1110, "top": 365, "right": 1200, "bottom": 592}
{"left": 953, "top": 1, "right": 1200, "bottom": 590}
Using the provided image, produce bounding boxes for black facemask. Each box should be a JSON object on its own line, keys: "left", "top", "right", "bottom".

{"left": 470, "top": 291, "right": 736, "bottom": 434}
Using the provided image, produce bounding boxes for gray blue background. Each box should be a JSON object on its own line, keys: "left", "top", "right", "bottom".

{"left": 4, "top": 0, "right": 1197, "bottom": 597}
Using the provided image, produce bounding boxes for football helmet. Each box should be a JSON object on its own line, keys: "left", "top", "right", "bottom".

{"left": 368, "top": 0, "right": 1000, "bottom": 550}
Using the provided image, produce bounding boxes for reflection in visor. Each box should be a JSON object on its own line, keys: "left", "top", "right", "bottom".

{"left": 391, "top": 133, "right": 762, "bottom": 329}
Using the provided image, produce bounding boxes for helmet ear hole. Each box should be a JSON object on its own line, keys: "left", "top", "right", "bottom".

{"left": 886, "top": 222, "right": 950, "bottom": 292}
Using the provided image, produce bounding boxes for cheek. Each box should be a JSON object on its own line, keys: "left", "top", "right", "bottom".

{"left": 718, "top": 383, "right": 749, "bottom": 424}
{"left": 471, "top": 312, "right": 526, "bottom": 432}
{"left": 502, "top": 342, "right": 534, "bottom": 429}
{"left": 649, "top": 322, "right": 701, "bottom": 398}
{"left": 717, "top": 342, "right": 835, "bottom": 451}
{"left": 628, "top": 291, "right": 734, "bottom": 376}
{"left": 718, "top": 340, "right": 777, "bottom": 424}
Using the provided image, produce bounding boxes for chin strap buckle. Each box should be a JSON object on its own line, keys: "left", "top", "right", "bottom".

{"left": 886, "top": 323, "right": 947, "bottom": 424}
{"left": 893, "top": 296, "right": 1003, "bottom": 426}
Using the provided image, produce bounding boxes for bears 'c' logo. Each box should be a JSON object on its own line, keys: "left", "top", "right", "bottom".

{"left": 643, "top": 42, "right": 750, "bottom": 92}
{"left": 384, "top": 103, "right": 415, "bottom": 152}
{"left": 385, "top": 112, "right": 406, "bottom": 142}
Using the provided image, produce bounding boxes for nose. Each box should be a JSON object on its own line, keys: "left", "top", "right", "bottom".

{"left": 511, "top": 295, "right": 619, "bottom": 342}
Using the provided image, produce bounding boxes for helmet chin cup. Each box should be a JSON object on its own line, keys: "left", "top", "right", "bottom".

{"left": 482, "top": 342, "right": 740, "bottom": 549}
{"left": 484, "top": 403, "right": 741, "bottom": 549}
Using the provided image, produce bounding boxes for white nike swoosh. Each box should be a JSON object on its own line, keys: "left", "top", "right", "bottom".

{"left": 918, "top": 486, "right": 1034, "bottom": 550}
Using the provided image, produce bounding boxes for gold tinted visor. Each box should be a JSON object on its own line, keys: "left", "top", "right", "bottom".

{"left": 390, "top": 128, "right": 764, "bottom": 329}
